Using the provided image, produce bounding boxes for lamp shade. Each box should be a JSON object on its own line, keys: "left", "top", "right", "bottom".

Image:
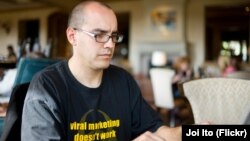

{"left": 151, "top": 51, "right": 167, "bottom": 67}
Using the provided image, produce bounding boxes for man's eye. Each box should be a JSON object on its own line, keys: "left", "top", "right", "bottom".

{"left": 96, "top": 34, "right": 106, "bottom": 38}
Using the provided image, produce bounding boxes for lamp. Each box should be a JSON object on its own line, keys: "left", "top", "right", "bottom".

{"left": 151, "top": 51, "right": 167, "bottom": 67}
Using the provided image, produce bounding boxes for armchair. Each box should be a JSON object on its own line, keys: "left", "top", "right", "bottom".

{"left": 13, "top": 57, "right": 60, "bottom": 86}
{"left": 183, "top": 78, "right": 250, "bottom": 124}
{"left": 149, "top": 68, "right": 176, "bottom": 127}
{"left": 0, "top": 57, "right": 60, "bottom": 140}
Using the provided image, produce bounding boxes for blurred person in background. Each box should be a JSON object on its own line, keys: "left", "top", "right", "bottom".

{"left": 6, "top": 45, "right": 17, "bottom": 62}
{"left": 222, "top": 55, "right": 241, "bottom": 77}
{"left": 172, "top": 56, "right": 193, "bottom": 98}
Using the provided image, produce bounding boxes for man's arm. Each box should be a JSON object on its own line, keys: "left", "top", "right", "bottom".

{"left": 21, "top": 76, "right": 65, "bottom": 141}
{"left": 155, "top": 125, "right": 182, "bottom": 141}
{"left": 21, "top": 98, "right": 64, "bottom": 141}
{"left": 133, "top": 125, "right": 182, "bottom": 141}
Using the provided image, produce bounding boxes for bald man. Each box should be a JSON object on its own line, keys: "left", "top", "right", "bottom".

{"left": 21, "top": 1, "right": 181, "bottom": 141}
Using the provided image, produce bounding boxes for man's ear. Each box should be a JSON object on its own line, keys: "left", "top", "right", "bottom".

{"left": 66, "top": 27, "right": 77, "bottom": 46}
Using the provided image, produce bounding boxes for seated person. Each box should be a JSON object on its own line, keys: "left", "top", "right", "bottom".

{"left": 222, "top": 55, "right": 241, "bottom": 77}
{"left": 0, "top": 68, "right": 17, "bottom": 117}
{"left": 172, "top": 56, "right": 193, "bottom": 98}
{"left": 21, "top": 1, "right": 182, "bottom": 141}
{"left": 0, "top": 68, "right": 17, "bottom": 96}
{"left": 6, "top": 45, "right": 17, "bottom": 62}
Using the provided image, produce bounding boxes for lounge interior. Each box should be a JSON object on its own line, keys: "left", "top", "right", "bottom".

{"left": 0, "top": 0, "right": 250, "bottom": 134}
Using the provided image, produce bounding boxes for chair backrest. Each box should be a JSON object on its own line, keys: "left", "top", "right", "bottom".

{"left": 13, "top": 57, "right": 59, "bottom": 86}
{"left": 149, "top": 68, "right": 175, "bottom": 109}
{"left": 0, "top": 57, "right": 59, "bottom": 140}
{"left": 183, "top": 78, "right": 250, "bottom": 124}
{"left": 0, "top": 82, "right": 30, "bottom": 141}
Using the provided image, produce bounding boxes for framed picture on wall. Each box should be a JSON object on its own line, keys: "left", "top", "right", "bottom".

{"left": 142, "top": 2, "right": 184, "bottom": 42}
{"left": 151, "top": 6, "right": 177, "bottom": 34}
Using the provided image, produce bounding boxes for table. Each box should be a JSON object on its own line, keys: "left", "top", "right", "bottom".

{"left": 0, "top": 61, "right": 16, "bottom": 69}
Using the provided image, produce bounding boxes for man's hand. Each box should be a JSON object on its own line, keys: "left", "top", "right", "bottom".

{"left": 133, "top": 131, "right": 166, "bottom": 141}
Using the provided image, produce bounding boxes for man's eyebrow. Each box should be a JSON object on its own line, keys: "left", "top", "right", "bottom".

{"left": 92, "top": 29, "right": 107, "bottom": 33}
{"left": 92, "top": 28, "right": 118, "bottom": 34}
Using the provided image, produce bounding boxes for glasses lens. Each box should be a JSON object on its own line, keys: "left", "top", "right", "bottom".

{"left": 95, "top": 33, "right": 124, "bottom": 43}
{"left": 95, "top": 34, "right": 109, "bottom": 43}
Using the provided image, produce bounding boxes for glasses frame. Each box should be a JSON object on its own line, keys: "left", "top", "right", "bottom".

{"left": 73, "top": 28, "right": 123, "bottom": 43}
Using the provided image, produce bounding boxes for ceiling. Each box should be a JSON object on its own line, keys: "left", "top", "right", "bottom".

{"left": 0, "top": 0, "right": 130, "bottom": 12}
{"left": 1, "top": 0, "right": 250, "bottom": 13}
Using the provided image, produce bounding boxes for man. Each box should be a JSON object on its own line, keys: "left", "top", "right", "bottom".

{"left": 21, "top": 1, "right": 181, "bottom": 140}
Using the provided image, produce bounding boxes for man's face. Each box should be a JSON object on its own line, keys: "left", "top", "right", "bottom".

{"left": 74, "top": 5, "right": 118, "bottom": 70}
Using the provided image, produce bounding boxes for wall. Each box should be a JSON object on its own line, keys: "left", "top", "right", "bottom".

{"left": 0, "top": 7, "right": 58, "bottom": 57}
{"left": 0, "top": 0, "right": 249, "bottom": 76}
{"left": 110, "top": 0, "right": 250, "bottom": 75}
{"left": 109, "top": 0, "right": 186, "bottom": 75}
{"left": 186, "top": 0, "right": 250, "bottom": 76}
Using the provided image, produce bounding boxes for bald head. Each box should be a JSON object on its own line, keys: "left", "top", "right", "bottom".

{"left": 68, "top": 0, "right": 114, "bottom": 28}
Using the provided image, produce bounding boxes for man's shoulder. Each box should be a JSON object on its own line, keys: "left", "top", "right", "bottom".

{"left": 107, "top": 65, "right": 132, "bottom": 76}
{"left": 105, "top": 65, "right": 135, "bottom": 83}
{"left": 32, "top": 60, "right": 67, "bottom": 81}
{"left": 40, "top": 60, "right": 65, "bottom": 72}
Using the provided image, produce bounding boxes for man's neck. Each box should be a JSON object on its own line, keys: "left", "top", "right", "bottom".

{"left": 68, "top": 58, "right": 103, "bottom": 88}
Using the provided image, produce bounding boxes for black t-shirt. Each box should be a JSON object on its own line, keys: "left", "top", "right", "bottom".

{"left": 21, "top": 60, "right": 163, "bottom": 141}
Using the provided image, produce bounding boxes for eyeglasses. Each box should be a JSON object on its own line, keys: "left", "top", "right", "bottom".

{"left": 73, "top": 28, "right": 123, "bottom": 43}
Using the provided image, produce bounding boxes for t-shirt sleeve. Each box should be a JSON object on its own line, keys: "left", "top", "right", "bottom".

{"left": 21, "top": 74, "right": 66, "bottom": 141}
{"left": 128, "top": 74, "right": 164, "bottom": 138}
